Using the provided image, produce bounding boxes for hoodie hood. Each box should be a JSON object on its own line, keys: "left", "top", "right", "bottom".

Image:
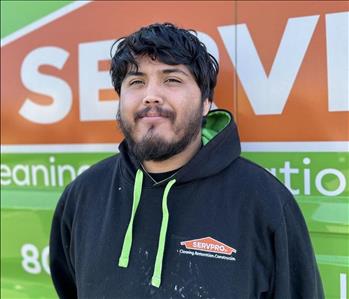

{"left": 118, "top": 109, "right": 241, "bottom": 185}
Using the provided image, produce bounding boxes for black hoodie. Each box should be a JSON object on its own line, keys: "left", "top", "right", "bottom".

{"left": 50, "top": 110, "right": 324, "bottom": 299}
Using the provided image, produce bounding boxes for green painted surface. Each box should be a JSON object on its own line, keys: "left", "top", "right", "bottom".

{"left": 242, "top": 152, "right": 349, "bottom": 197}
{"left": 1, "top": 152, "right": 112, "bottom": 299}
{"left": 1, "top": 207, "right": 57, "bottom": 299}
{"left": 1, "top": 0, "right": 73, "bottom": 39}
{"left": 1, "top": 151, "right": 348, "bottom": 298}
{"left": 1, "top": 153, "right": 113, "bottom": 191}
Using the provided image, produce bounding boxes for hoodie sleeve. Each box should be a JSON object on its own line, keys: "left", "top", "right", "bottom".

{"left": 49, "top": 185, "right": 77, "bottom": 299}
{"left": 272, "top": 197, "right": 324, "bottom": 299}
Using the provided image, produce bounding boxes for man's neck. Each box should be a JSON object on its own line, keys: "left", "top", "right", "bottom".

{"left": 142, "top": 133, "right": 202, "bottom": 173}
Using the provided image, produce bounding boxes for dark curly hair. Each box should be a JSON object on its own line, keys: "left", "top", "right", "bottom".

{"left": 110, "top": 23, "right": 219, "bottom": 102}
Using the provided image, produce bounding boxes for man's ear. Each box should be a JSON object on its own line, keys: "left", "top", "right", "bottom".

{"left": 202, "top": 98, "right": 211, "bottom": 116}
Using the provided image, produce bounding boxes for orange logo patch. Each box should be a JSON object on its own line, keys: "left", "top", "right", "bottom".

{"left": 180, "top": 237, "right": 236, "bottom": 255}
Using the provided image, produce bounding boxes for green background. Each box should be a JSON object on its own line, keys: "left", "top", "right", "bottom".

{"left": 1, "top": 152, "right": 348, "bottom": 298}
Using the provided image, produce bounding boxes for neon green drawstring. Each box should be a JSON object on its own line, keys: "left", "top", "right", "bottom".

{"left": 118, "top": 169, "right": 143, "bottom": 267}
{"left": 151, "top": 179, "right": 176, "bottom": 288}
{"left": 118, "top": 169, "right": 176, "bottom": 288}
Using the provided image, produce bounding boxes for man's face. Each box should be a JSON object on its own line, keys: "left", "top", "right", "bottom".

{"left": 118, "top": 56, "right": 209, "bottom": 162}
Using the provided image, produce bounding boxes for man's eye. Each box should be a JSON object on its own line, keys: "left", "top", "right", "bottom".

{"left": 165, "top": 78, "right": 181, "bottom": 84}
{"left": 130, "top": 80, "right": 144, "bottom": 86}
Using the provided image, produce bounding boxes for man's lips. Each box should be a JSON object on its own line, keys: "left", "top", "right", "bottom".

{"left": 135, "top": 107, "right": 175, "bottom": 123}
{"left": 143, "top": 111, "right": 163, "bottom": 118}
{"left": 139, "top": 114, "right": 167, "bottom": 123}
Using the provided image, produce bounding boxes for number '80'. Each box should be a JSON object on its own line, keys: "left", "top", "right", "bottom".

{"left": 21, "top": 244, "right": 50, "bottom": 275}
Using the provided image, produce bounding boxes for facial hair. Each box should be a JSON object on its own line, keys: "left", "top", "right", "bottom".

{"left": 118, "top": 105, "right": 204, "bottom": 162}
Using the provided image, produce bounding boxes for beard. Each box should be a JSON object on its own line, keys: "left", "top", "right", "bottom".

{"left": 118, "top": 105, "right": 204, "bottom": 162}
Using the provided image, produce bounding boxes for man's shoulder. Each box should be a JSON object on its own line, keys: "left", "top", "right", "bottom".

{"left": 80, "top": 153, "right": 119, "bottom": 176}
{"left": 221, "top": 157, "right": 300, "bottom": 229}
{"left": 235, "top": 156, "right": 290, "bottom": 188}
{"left": 57, "top": 154, "right": 121, "bottom": 208}
{"left": 68, "top": 154, "right": 120, "bottom": 190}
{"left": 227, "top": 156, "right": 295, "bottom": 207}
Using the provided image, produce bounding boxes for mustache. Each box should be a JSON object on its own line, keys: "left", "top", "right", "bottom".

{"left": 134, "top": 106, "right": 176, "bottom": 122}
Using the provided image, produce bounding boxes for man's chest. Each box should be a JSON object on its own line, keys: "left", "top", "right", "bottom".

{"left": 72, "top": 185, "right": 273, "bottom": 298}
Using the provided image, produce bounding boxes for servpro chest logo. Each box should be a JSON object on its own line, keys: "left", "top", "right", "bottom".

{"left": 179, "top": 237, "right": 237, "bottom": 261}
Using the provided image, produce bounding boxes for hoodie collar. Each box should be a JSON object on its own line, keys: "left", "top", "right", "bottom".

{"left": 118, "top": 109, "right": 241, "bottom": 185}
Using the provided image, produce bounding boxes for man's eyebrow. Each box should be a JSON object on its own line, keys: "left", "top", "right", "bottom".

{"left": 125, "top": 71, "right": 144, "bottom": 78}
{"left": 162, "top": 68, "right": 189, "bottom": 76}
{"left": 125, "top": 68, "right": 190, "bottom": 78}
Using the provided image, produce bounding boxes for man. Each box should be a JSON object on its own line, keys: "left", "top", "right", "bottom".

{"left": 50, "top": 23, "right": 323, "bottom": 298}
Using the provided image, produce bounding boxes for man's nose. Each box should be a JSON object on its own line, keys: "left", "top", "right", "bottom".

{"left": 142, "top": 84, "right": 164, "bottom": 105}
